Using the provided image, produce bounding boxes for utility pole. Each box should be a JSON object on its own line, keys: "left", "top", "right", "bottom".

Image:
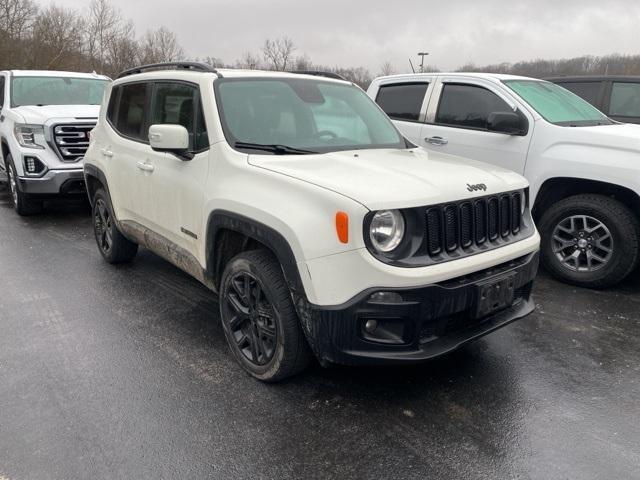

{"left": 418, "top": 52, "right": 429, "bottom": 73}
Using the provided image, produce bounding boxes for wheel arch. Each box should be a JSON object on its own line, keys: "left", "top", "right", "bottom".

{"left": 83, "top": 163, "right": 111, "bottom": 207}
{"left": 205, "top": 210, "right": 306, "bottom": 298}
{"left": 533, "top": 177, "right": 640, "bottom": 222}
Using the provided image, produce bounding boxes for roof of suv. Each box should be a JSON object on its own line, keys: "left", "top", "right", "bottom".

{"left": 6, "top": 70, "right": 110, "bottom": 80}
{"left": 113, "top": 66, "right": 350, "bottom": 85}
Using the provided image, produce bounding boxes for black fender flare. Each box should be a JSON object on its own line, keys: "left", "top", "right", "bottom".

{"left": 206, "top": 210, "right": 307, "bottom": 298}
{"left": 83, "top": 164, "right": 112, "bottom": 207}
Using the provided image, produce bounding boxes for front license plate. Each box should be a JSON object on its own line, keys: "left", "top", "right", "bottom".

{"left": 474, "top": 273, "right": 516, "bottom": 319}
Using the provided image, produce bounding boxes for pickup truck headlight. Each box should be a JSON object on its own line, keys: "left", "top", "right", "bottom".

{"left": 14, "top": 124, "right": 46, "bottom": 149}
{"left": 369, "top": 209, "right": 405, "bottom": 252}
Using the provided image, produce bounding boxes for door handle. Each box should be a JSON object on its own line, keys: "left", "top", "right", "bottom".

{"left": 101, "top": 148, "right": 114, "bottom": 158}
{"left": 136, "top": 161, "right": 154, "bottom": 172}
{"left": 425, "top": 136, "right": 448, "bottom": 146}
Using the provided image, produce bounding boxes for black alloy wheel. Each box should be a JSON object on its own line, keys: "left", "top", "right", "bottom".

{"left": 219, "top": 250, "right": 311, "bottom": 381}
{"left": 94, "top": 197, "right": 114, "bottom": 255}
{"left": 222, "top": 271, "right": 278, "bottom": 366}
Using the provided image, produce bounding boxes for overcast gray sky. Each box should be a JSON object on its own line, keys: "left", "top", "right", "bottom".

{"left": 49, "top": 0, "right": 640, "bottom": 72}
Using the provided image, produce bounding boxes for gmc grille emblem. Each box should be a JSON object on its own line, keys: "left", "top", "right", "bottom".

{"left": 467, "top": 183, "right": 487, "bottom": 192}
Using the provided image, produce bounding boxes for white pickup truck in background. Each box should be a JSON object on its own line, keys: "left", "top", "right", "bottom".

{"left": 368, "top": 73, "right": 640, "bottom": 288}
{"left": 0, "top": 70, "right": 109, "bottom": 215}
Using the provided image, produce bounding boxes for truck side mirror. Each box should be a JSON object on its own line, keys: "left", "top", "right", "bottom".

{"left": 149, "top": 124, "right": 193, "bottom": 160}
{"left": 487, "top": 111, "right": 526, "bottom": 135}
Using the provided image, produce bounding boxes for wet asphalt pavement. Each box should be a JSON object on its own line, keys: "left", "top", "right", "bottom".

{"left": 0, "top": 181, "right": 639, "bottom": 480}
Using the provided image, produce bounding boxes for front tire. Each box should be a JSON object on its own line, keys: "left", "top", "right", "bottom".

{"left": 92, "top": 188, "right": 138, "bottom": 263}
{"left": 219, "top": 250, "right": 311, "bottom": 382}
{"left": 5, "top": 154, "right": 42, "bottom": 216}
{"left": 539, "top": 194, "right": 639, "bottom": 288}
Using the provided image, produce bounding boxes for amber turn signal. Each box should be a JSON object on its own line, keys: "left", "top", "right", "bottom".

{"left": 335, "top": 211, "right": 349, "bottom": 244}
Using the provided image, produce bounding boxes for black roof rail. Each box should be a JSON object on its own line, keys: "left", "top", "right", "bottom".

{"left": 117, "top": 62, "right": 222, "bottom": 79}
{"left": 290, "top": 70, "right": 348, "bottom": 81}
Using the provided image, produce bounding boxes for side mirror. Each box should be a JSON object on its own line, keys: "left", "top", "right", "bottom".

{"left": 487, "top": 111, "right": 526, "bottom": 135}
{"left": 149, "top": 124, "right": 193, "bottom": 160}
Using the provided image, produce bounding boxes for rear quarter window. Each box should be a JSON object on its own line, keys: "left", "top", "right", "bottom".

{"left": 375, "top": 83, "right": 429, "bottom": 122}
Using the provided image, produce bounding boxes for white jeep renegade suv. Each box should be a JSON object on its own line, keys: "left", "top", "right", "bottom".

{"left": 83, "top": 63, "right": 540, "bottom": 381}
{"left": 0, "top": 70, "right": 109, "bottom": 214}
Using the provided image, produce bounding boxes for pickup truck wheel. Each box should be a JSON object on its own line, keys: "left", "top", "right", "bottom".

{"left": 92, "top": 188, "right": 138, "bottom": 263}
{"left": 539, "top": 194, "right": 640, "bottom": 288}
{"left": 220, "top": 250, "right": 311, "bottom": 382}
{"left": 5, "top": 154, "right": 42, "bottom": 216}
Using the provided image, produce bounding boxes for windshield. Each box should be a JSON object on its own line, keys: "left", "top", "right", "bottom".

{"left": 503, "top": 80, "right": 613, "bottom": 127}
{"left": 214, "top": 77, "right": 406, "bottom": 154}
{"left": 11, "top": 76, "right": 108, "bottom": 107}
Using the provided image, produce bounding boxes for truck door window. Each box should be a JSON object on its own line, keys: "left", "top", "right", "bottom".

{"left": 435, "top": 84, "right": 511, "bottom": 130}
{"left": 151, "top": 82, "right": 208, "bottom": 151}
{"left": 0, "top": 77, "right": 5, "bottom": 109}
{"left": 375, "top": 83, "right": 428, "bottom": 122}
{"left": 609, "top": 82, "right": 640, "bottom": 118}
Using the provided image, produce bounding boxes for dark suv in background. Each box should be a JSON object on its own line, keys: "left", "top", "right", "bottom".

{"left": 547, "top": 76, "right": 640, "bottom": 124}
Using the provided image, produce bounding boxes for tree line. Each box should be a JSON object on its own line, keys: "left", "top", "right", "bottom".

{"left": 0, "top": 0, "right": 184, "bottom": 77}
{"left": 455, "top": 54, "right": 640, "bottom": 78}
{"left": 2, "top": 0, "right": 640, "bottom": 86}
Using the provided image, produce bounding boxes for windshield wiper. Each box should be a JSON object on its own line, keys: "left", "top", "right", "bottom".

{"left": 234, "top": 142, "right": 317, "bottom": 155}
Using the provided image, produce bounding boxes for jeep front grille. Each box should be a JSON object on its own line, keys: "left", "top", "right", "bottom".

{"left": 425, "top": 192, "right": 524, "bottom": 258}
{"left": 365, "top": 189, "right": 532, "bottom": 267}
{"left": 52, "top": 123, "right": 95, "bottom": 162}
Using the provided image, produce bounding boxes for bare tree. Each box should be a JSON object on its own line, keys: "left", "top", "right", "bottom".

{"left": 262, "top": 36, "right": 296, "bottom": 71}
{"left": 294, "top": 54, "right": 313, "bottom": 71}
{"left": 235, "top": 51, "right": 262, "bottom": 70}
{"left": 28, "top": 5, "right": 84, "bottom": 70}
{"left": 139, "top": 26, "right": 185, "bottom": 64}
{"left": 379, "top": 61, "right": 395, "bottom": 76}
{"left": 105, "top": 20, "right": 139, "bottom": 76}
{"left": 0, "top": 0, "right": 38, "bottom": 68}
{"left": 85, "top": 0, "right": 123, "bottom": 74}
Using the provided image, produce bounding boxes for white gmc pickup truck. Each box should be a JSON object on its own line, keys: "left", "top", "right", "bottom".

{"left": 368, "top": 73, "right": 640, "bottom": 288}
{"left": 0, "top": 70, "right": 109, "bottom": 214}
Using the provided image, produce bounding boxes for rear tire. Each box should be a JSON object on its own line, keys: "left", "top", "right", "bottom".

{"left": 5, "top": 154, "right": 43, "bottom": 216}
{"left": 92, "top": 188, "right": 138, "bottom": 263}
{"left": 539, "top": 194, "right": 639, "bottom": 288}
{"left": 219, "top": 250, "right": 311, "bottom": 382}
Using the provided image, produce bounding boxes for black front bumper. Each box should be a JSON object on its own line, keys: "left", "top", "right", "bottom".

{"left": 301, "top": 251, "right": 539, "bottom": 366}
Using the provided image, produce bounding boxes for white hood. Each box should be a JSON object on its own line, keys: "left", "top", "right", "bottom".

{"left": 555, "top": 122, "right": 640, "bottom": 151}
{"left": 249, "top": 148, "right": 528, "bottom": 210}
{"left": 12, "top": 104, "right": 100, "bottom": 124}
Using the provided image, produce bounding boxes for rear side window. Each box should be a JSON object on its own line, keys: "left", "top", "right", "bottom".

{"left": 557, "top": 82, "right": 601, "bottom": 106}
{"left": 114, "top": 82, "right": 149, "bottom": 141}
{"left": 436, "top": 84, "right": 512, "bottom": 129}
{"left": 0, "top": 76, "right": 5, "bottom": 108}
{"left": 150, "top": 82, "right": 208, "bottom": 151}
{"left": 375, "top": 83, "right": 428, "bottom": 122}
{"left": 609, "top": 82, "right": 640, "bottom": 118}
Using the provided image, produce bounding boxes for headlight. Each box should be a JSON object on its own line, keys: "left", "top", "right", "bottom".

{"left": 369, "top": 209, "right": 405, "bottom": 252}
{"left": 14, "top": 124, "right": 46, "bottom": 149}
